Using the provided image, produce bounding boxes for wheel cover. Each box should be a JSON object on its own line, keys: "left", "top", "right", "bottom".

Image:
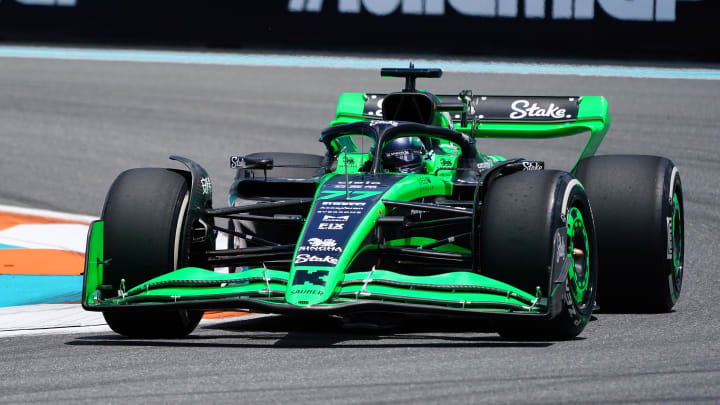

{"left": 567, "top": 206, "right": 591, "bottom": 305}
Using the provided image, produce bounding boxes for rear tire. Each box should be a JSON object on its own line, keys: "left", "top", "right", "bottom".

{"left": 479, "top": 170, "right": 598, "bottom": 340}
{"left": 101, "top": 168, "right": 202, "bottom": 338}
{"left": 574, "top": 155, "right": 684, "bottom": 312}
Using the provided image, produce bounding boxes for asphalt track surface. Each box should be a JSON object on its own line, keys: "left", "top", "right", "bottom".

{"left": 1, "top": 57, "right": 719, "bottom": 404}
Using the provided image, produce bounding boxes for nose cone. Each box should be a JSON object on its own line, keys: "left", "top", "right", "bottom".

{"left": 287, "top": 268, "right": 331, "bottom": 306}
{"left": 284, "top": 174, "right": 405, "bottom": 307}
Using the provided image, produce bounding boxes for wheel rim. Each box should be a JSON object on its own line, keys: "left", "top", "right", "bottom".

{"left": 670, "top": 192, "right": 683, "bottom": 299}
{"left": 567, "top": 206, "right": 591, "bottom": 307}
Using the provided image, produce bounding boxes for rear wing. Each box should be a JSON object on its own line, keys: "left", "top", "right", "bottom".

{"left": 331, "top": 93, "right": 611, "bottom": 164}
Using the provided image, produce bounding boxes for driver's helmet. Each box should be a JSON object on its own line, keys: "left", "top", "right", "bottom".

{"left": 381, "top": 137, "right": 426, "bottom": 173}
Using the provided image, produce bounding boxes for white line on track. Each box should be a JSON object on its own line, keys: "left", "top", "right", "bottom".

{"left": 0, "top": 223, "right": 90, "bottom": 252}
{"left": 0, "top": 304, "right": 269, "bottom": 338}
{"left": 0, "top": 304, "right": 110, "bottom": 337}
{"left": 0, "top": 204, "right": 96, "bottom": 223}
{"left": 1, "top": 45, "right": 719, "bottom": 80}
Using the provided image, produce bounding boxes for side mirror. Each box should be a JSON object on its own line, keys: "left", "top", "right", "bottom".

{"left": 230, "top": 156, "right": 274, "bottom": 170}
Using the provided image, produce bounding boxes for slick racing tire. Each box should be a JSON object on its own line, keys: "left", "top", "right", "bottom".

{"left": 574, "top": 155, "right": 684, "bottom": 312}
{"left": 479, "top": 170, "right": 598, "bottom": 340}
{"left": 101, "top": 168, "right": 203, "bottom": 338}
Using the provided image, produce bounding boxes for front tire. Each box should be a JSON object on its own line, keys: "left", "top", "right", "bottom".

{"left": 479, "top": 170, "right": 598, "bottom": 340}
{"left": 101, "top": 168, "right": 203, "bottom": 338}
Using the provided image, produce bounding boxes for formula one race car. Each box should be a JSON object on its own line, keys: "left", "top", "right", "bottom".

{"left": 82, "top": 66, "right": 684, "bottom": 340}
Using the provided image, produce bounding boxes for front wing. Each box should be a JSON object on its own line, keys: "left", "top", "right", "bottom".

{"left": 82, "top": 222, "right": 564, "bottom": 320}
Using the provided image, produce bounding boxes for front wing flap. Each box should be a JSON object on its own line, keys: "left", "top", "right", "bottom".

{"left": 84, "top": 260, "right": 556, "bottom": 321}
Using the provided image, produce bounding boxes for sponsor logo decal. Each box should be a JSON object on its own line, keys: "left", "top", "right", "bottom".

{"left": 294, "top": 254, "right": 338, "bottom": 265}
{"left": 522, "top": 161, "right": 544, "bottom": 171}
{"left": 200, "top": 177, "right": 212, "bottom": 195}
{"left": 316, "top": 201, "right": 367, "bottom": 215}
{"left": 290, "top": 289, "right": 324, "bottom": 295}
{"left": 332, "top": 180, "right": 382, "bottom": 190}
{"left": 666, "top": 216, "right": 673, "bottom": 259}
{"left": 318, "top": 223, "right": 344, "bottom": 230}
{"left": 298, "top": 238, "right": 343, "bottom": 252}
{"left": 229, "top": 156, "right": 246, "bottom": 169}
{"left": 385, "top": 150, "right": 413, "bottom": 159}
{"left": 309, "top": 238, "right": 340, "bottom": 248}
{"left": 555, "top": 230, "right": 566, "bottom": 264}
{"left": 369, "top": 120, "right": 399, "bottom": 127}
{"left": 322, "top": 215, "right": 349, "bottom": 222}
{"left": 321, "top": 201, "right": 366, "bottom": 206}
{"left": 510, "top": 100, "right": 569, "bottom": 120}
{"left": 317, "top": 201, "right": 367, "bottom": 215}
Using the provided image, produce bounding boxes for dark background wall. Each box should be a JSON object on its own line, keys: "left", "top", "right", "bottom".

{"left": 0, "top": 0, "right": 717, "bottom": 61}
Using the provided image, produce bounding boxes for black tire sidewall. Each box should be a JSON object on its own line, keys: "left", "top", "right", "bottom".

{"left": 574, "top": 155, "right": 683, "bottom": 312}
{"left": 100, "top": 168, "right": 203, "bottom": 338}
{"left": 479, "top": 170, "right": 565, "bottom": 295}
{"left": 101, "top": 168, "right": 190, "bottom": 294}
{"left": 480, "top": 170, "right": 597, "bottom": 340}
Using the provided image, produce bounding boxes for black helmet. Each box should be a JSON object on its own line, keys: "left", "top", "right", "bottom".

{"left": 381, "top": 137, "right": 426, "bottom": 173}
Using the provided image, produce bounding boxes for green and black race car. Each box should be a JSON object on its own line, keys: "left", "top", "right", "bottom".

{"left": 82, "top": 66, "right": 684, "bottom": 340}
